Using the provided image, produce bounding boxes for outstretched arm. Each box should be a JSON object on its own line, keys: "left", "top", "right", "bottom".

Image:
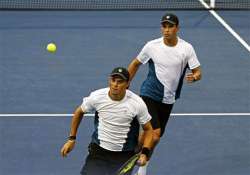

{"left": 60, "top": 106, "right": 85, "bottom": 157}
{"left": 186, "top": 66, "right": 202, "bottom": 83}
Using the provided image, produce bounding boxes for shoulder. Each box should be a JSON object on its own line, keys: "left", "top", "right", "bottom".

{"left": 89, "top": 88, "right": 108, "bottom": 99}
{"left": 126, "top": 89, "right": 140, "bottom": 100}
{"left": 146, "top": 37, "right": 163, "bottom": 46}
{"left": 126, "top": 90, "right": 146, "bottom": 107}
{"left": 178, "top": 38, "right": 194, "bottom": 50}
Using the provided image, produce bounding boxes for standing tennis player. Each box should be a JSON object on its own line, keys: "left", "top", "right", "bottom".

{"left": 61, "top": 67, "right": 153, "bottom": 175}
{"left": 128, "top": 13, "right": 202, "bottom": 175}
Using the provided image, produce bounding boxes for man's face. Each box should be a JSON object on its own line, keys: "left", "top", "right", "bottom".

{"left": 161, "top": 22, "right": 179, "bottom": 40}
{"left": 109, "top": 76, "right": 128, "bottom": 96}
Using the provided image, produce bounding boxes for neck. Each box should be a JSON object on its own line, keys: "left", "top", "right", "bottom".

{"left": 163, "top": 36, "right": 178, "bottom": 46}
{"left": 108, "top": 91, "right": 126, "bottom": 101}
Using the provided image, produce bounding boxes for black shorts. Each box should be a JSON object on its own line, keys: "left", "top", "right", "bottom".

{"left": 81, "top": 143, "right": 135, "bottom": 175}
{"left": 141, "top": 96, "right": 173, "bottom": 137}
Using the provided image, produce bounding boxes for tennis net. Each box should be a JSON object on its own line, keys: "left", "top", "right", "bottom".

{"left": 0, "top": 0, "right": 249, "bottom": 10}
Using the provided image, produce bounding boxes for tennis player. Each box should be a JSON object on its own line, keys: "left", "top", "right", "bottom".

{"left": 128, "top": 13, "right": 202, "bottom": 175}
{"left": 60, "top": 67, "right": 153, "bottom": 175}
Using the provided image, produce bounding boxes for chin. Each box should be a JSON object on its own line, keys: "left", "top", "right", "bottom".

{"left": 111, "top": 91, "right": 119, "bottom": 95}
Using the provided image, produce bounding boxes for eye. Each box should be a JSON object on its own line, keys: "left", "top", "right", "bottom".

{"left": 168, "top": 23, "right": 174, "bottom": 28}
{"left": 118, "top": 80, "right": 124, "bottom": 83}
{"left": 162, "top": 23, "right": 174, "bottom": 28}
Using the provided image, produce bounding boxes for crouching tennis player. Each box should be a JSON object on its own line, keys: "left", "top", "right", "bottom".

{"left": 61, "top": 67, "right": 153, "bottom": 175}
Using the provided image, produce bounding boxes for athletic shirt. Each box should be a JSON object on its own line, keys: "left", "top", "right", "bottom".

{"left": 81, "top": 88, "right": 151, "bottom": 152}
{"left": 137, "top": 37, "right": 201, "bottom": 104}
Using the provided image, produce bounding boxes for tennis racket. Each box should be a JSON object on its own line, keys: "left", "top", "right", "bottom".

{"left": 115, "top": 153, "right": 140, "bottom": 175}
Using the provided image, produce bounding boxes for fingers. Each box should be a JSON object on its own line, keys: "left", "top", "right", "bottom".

{"left": 186, "top": 73, "right": 195, "bottom": 83}
{"left": 60, "top": 141, "right": 74, "bottom": 157}
{"left": 60, "top": 146, "right": 69, "bottom": 157}
{"left": 137, "top": 154, "right": 147, "bottom": 166}
{"left": 137, "top": 159, "right": 146, "bottom": 166}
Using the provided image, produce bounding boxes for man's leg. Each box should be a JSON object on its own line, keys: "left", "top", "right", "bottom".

{"left": 81, "top": 154, "right": 108, "bottom": 175}
{"left": 81, "top": 143, "right": 135, "bottom": 175}
{"left": 81, "top": 143, "right": 110, "bottom": 175}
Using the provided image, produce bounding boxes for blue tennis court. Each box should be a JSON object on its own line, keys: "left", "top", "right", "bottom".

{"left": 0, "top": 2, "right": 250, "bottom": 175}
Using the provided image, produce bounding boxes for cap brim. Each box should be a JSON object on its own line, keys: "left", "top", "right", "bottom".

{"left": 161, "top": 20, "right": 176, "bottom": 25}
{"left": 110, "top": 73, "right": 128, "bottom": 80}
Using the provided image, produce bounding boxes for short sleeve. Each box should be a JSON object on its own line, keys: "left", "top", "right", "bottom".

{"left": 136, "top": 98, "right": 152, "bottom": 125}
{"left": 137, "top": 43, "right": 151, "bottom": 64}
{"left": 187, "top": 45, "right": 201, "bottom": 69}
{"left": 80, "top": 93, "right": 96, "bottom": 113}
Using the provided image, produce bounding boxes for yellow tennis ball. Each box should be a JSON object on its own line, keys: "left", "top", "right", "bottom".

{"left": 47, "top": 43, "right": 57, "bottom": 53}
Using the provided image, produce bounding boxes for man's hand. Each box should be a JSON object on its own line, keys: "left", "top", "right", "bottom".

{"left": 60, "top": 140, "right": 76, "bottom": 157}
{"left": 137, "top": 154, "right": 147, "bottom": 166}
{"left": 185, "top": 73, "right": 197, "bottom": 83}
{"left": 186, "top": 66, "right": 202, "bottom": 83}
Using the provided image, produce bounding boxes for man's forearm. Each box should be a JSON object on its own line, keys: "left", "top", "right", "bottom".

{"left": 127, "top": 58, "right": 141, "bottom": 82}
{"left": 70, "top": 106, "right": 84, "bottom": 137}
{"left": 142, "top": 122, "right": 153, "bottom": 149}
{"left": 142, "top": 129, "right": 153, "bottom": 149}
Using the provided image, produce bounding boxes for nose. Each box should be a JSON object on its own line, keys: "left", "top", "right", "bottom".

{"left": 113, "top": 80, "right": 119, "bottom": 87}
{"left": 165, "top": 26, "right": 170, "bottom": 32}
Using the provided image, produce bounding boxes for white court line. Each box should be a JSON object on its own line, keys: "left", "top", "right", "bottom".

{"left": 0, "top": 113, "right": 250, "bottom": 117}
{"left": 199, "top": 0, "right": 250, "bottom": 53}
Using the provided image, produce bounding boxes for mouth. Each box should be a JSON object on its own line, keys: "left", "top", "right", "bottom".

{"left": 111, "top": 88, "right": 118, "bottom": 91}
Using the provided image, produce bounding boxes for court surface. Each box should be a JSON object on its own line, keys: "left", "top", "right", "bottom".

{"left": 0, "top": 9, "right": 249, "bottom": 175}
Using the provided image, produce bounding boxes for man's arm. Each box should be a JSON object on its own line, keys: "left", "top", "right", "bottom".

{"left": 138, "top": 121, "right": 153, "bottom": 165}
{"left": 141, "top": 121, "right": 153, "bottom": 149}
{"left": 69, "top": 106, "right": 85, "bottom": 137}
{"left": 127, "top": 58, "right": 142, "bottom": 82}
{"left": 186, "top": 66, "right": 202, "bottom": 83}
{"left": 60, "top": 106, "right": 85, "bottom": 157}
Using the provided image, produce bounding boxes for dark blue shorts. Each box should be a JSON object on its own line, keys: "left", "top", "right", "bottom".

{"left": 141, "top": 96, "right": 173, "bottom": 137}
{"left": 81, "top": 143, "right": 135, "bottom": 175}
